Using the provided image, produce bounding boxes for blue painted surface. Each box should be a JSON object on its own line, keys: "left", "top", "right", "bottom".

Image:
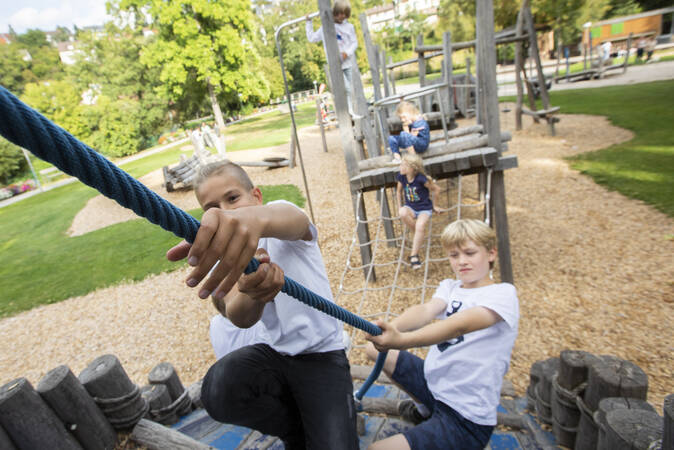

{"left": 489, "top": 432, "right": 522, "bottom": 450}
{"left": 171, "top": 382, "right": 559, "bottom": 450}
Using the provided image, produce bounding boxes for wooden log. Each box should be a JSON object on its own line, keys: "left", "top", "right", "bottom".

{"left": 37, "top": 365, "right": 117, "bottom": 450}
{"left": 584, "top": 358, "right": 648, "bottom": 412}
{"left": 186, "top": 380, "right": 203, "bottom": 410}
{"left": 664, "top": 394, "right": 673, "bottom": 450}
{"left": 0, "top": 423, "right": 16, "bottom": 450}
{"left": 350, "top": 365, "right": 392, "bottom": 384}
{"left": 497, "top": 412, "right": 525, "bottom": 429}
{"left": 141, "top": 384, "right": 172, "bottom": 412}
{"left": 148, "top": 363, "right": 185, "bottom": 402}
{"left": 360, "top": 397, "right": 399, "bottom": 416}
{"left": 0, "top": 377, "right": 82, "bottom": 449}
{"left": 552, "top": 373, "right": 583, "bottom": 428}
{"left": 595, "top": 397, "right": 657, "bottom": 450}
{"left": 604, "top": 409, "right": 663, "bottom": 450}
{"left": 79, "top": 354, "right": 148, "bottom": 430}
{"left": 521, "top": 106, "right": 560, "bottom": 117}
{"left": 130, "top": 418, "right": 213, "bottom": 450}
{"left": 559, "top": 350, "right": 596, "bottom": 390}
{"left": 357, "top": 413, "right": 366, "bottom": 436}
{"left": 575, "top": 394, "right": 600, "bottom": 450}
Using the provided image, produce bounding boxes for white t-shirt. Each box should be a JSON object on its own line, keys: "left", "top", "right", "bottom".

{"left": 424, "top": 279, "right": 519, "bottom": 425}
{"left": 209, "top": 314, "right": 269, "bottom": 360}
{"left": 257, "top": 200, "right": 344, "bottom": 355}
{"left": 306, "top": 20, "right": 358, "bottom": 70}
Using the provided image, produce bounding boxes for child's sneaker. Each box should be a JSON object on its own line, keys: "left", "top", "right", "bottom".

{"left": 397, "top": 399, "right": 427, "bottom": 425}
{"left": 409, "top": 255, "right": 421, "bottom": 270}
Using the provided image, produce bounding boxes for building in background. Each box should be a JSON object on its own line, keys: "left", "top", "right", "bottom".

{"left": 583, "top": 6, "right": 674, "bottom": 50}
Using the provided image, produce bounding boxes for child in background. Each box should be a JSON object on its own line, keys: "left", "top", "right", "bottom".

{"left": 397, "top": 153, "right": 440, "bottom": 270}
{"left": 365, "top": 219, "right": 519, "bottom": 450}
{"left": 167, "top": 161, "right": 358, "bottom": 449}
{"left": 306, "top": 0, "right": 359, "bottom": 115}
{"left": 389, "top": 101, "right": 430, "bottom": 161}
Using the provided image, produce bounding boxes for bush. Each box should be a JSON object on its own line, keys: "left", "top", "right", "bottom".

{"left": 0, "top": 137, "right": 27, "bottom": 185}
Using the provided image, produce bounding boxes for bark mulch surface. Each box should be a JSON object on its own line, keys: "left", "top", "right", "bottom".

{"left": 1, "top": 112, "right": 671, "bottom": 415}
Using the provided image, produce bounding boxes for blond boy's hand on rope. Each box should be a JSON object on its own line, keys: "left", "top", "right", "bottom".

{"left": 366, "top": 319, "right": 406, "bottom": 352}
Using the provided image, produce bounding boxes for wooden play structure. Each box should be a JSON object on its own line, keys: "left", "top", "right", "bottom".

{"left": 318, "top": 0, "right": 530, "bottom": 283}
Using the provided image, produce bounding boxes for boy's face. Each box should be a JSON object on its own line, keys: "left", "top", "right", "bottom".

{"left": 334, "top": 11, "right": 346, "bottom": 23}
{"left": 446, "top": 239, "right": 496, "bottom": 289}
{"left": 196, "top": 173, "right": 262, "bottom": 212}
{"left": 399, "top": 111, "right": 413, "bottom": 124}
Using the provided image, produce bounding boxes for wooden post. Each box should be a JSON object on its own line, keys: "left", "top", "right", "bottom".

{"left": 316, "top": 97, "right": 329, "bottom": 153}
{"left": 288, "top": 127, "right": 296, "bottom": 168}
{"left": 623, "top": 33, "right": 632, "bottom": 74}
{"left": 131, "top": 418, "right": 212, "bottom": 450}
{"left": 555, "top": 30, "right": 561, "bottom": 77}
{"left": 477, "top": 0, "right": 514, "bottom": 284}
{"left": 522, "top": 1, "right": 550, "bottom": 110}
{"left": 388, "top": 55, "right": 396, "bottom": 95}
{"left": 604, "top": 409, "right": 663, "bottom": 450}
{"left": 514, "top": 8, "right": 524, "bottom": 130}
{"left": 0, "top": 378, "right": 82, "bottom": 449}
{"left": 417, "top": 34, "right": 431, "bottom": 113}
{"left": 359, "top": 13, "right": 382, "bottom": 102}
{"left": 148, "top": 362, "right": 185, "bottom": 403}
{"left": 664, "top": 394, "right": 673, "bottom": 450}
{"left": 583, "top": 42, "right": 587, "bottom": 70}
{"left": 319, "top": 0, "right": 374, "bottom": 277}
{"left": 442, "top": 31, "right": 454, "bottom": 123}
{"left": 584, "top": 358, "right": 648, "bottom": 411}
{"left": 381, "top": 50, "right": 391, "bottom": 97}
{"left": 79, "top": 354, "right": 148, "bottom": 430}
{"left": 37, "top": 365, "right": 118, "bottom": 450}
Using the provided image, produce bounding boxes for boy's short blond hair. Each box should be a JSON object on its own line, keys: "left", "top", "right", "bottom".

{"left": 441, "top": 219, "right": 496, "bottom": 266}
{"left": 402, "top": 153, "right": 426, "bottom": 176}
{"left": 195, "top": 161, "right": 254, "bottom": 192}
{"left": 333, "top": 0, "right": 351, "bottom": 18}
{"left": 396, "top": 100, "right": 420, "bottom": 118}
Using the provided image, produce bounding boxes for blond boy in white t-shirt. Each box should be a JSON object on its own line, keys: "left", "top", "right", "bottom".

{"left": 365, "top": 219, "right": 519, "bottom": 450}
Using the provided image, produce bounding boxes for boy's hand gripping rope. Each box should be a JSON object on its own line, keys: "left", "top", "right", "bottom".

{"left": 0, "top": 85, "right": 385, "bottom": 399}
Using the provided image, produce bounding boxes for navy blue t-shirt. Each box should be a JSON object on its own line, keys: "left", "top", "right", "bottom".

{"left": 397, "top": 172, "right": 433, "bottom": 212}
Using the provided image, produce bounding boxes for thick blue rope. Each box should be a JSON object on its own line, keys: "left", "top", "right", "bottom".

{"left": 0, "top": 85, "right": 382, "bottom": 337}
{"left": 0, "top": 85, "right": 385, "bottom": 397}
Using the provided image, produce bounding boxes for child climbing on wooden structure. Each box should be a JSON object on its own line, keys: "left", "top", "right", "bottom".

{"left": 318, "top": 0, "right": 516, "bottom": 283}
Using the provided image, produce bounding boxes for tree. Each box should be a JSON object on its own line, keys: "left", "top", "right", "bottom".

{"left": 21, "top": 81, "right": 89, "bottom": 140}
{"left": 0, "top": 138, "right": 26, "bottom": 185}
{"left": 114, "top": 0, "right": 269, "bottom": 138}
{"left": 0, "top": 44, "right": 31, "bottom": 94}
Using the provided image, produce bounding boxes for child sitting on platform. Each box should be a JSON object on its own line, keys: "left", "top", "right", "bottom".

{"left": 364, "top": 219, "right": 519, "bottom": 450}
{"left": 397, "top": 153, "right": 440, "bottom": 270}
{"left": 389, "top": 101, "right": 430, "bottom": 161}
{"left": 166, "top": 161, "right": 358, "bottom": 449}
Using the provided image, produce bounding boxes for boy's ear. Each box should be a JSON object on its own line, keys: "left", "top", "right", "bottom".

{"left": 252, "top": 187, "right": 263, "bottom": 204}
{"left": 488, "top": 248, "right": 497, "bottom": 263}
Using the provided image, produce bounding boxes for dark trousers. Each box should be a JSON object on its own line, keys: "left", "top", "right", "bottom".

{"left": 201, "top": 343, "right": 359, "bottom": 450}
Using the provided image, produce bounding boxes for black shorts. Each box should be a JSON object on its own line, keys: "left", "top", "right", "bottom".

{"left": 201, "top": 343, "right": 358, "bottom": 450}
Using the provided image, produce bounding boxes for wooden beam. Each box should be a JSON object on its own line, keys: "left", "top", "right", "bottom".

{"left": 514, "top": 8, "right": 524, "bottom": 130}
{"left": 522, "top": 0, "right": 550, "bottom": 110}
{"left": 476, "top": 0, "right": 514, "bottom": 284}
{"left": 415, "top": 33, "right": 529, "bottom": 53}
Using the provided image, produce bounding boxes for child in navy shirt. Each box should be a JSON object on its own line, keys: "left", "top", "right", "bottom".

{"left": 389, "top": 101, "right": 430, "bottom": 161}
{"left": 396, "top": 153, "right": 440, "bottom": 269}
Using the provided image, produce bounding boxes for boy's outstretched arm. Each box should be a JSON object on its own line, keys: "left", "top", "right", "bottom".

{"left": 167, "top": 202, "right": 311, "bottom": 303}
{"left": 366, "top": 301, "right": 502, "bottom": 352}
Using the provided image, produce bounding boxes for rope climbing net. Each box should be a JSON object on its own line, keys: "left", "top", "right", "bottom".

{"left": 336, "top": 170, "right": 493, "bottom": 359}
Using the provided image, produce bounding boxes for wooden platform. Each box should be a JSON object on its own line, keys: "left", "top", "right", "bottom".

{"left": 168, "top": 378, "right": 556, "bottom": 449}
{"left": 349, "top": 147, "right": 515, "bottom": 192}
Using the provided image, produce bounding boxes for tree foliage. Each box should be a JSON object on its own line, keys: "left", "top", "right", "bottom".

{"left": 0, "top": 138, "right": 26, "bottom": 185}
{"left": 114, "top": 0, "right": 269, "bottom": 121}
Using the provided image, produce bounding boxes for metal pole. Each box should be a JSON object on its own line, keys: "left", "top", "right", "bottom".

{"left": 21, "top": 148, "right": 43, "bottom": 191}
{"left": 274, "top": 12, "right": 319, "bottom": 223}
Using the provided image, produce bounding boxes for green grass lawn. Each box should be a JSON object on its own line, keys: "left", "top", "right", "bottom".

{"left": 504, "top": 80, "right": 674, "bottom": 217}
{"left": 224, "top": 102, "right": 318, "bottom": 152}
{"left": 0, "top": 181, "right": 305, "bottom": 317}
